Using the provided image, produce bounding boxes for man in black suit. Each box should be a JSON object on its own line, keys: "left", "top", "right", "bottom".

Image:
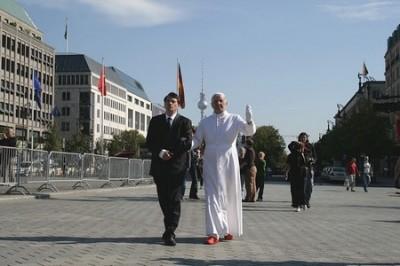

{"left": 146, "top": 92, "right": 192, "bottom": 246}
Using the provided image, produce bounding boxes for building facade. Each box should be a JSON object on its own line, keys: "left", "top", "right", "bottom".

{"left": 55, "top": 54, "right": 152, "bottom": 152}
{"left": 335, "top": 81, "right": 386, "bottom": 125}
{"left": 0, "top": 0, "right": 55, "bottom": 146}
{"left": 383, "top": 24, "right": 400, "bottom": 143}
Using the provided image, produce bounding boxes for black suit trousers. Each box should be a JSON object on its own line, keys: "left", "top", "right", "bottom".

{"left": 155, "top": 176, "right": 183, "bottom": 233}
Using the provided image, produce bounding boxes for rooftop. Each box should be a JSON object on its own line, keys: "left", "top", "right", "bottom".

{"left": 55, "top": 54, "right": 149, "bottom": 101}
{"left": 0, "top": 0, "right": 38, "bottom": 29}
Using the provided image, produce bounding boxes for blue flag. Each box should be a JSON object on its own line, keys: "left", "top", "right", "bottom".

{"left": 34, "top": 73, "right": 42, "bottom": 109}
{"left": 51, "top": 106, "right": 61, "bottom": 117}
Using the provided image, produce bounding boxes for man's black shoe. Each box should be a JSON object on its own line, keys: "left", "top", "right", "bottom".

{"left": 189, "top": 195, "right": 200, "bottom": 200}
{"left": 162, "top": 232, "right": 176, "bottom": 246}
{"left": 164, "top": 235, "right": 176, "bottom": 246}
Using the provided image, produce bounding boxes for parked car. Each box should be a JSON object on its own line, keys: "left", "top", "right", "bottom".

{"left": 321, "top": 166, "right": 347, "bottom": 182}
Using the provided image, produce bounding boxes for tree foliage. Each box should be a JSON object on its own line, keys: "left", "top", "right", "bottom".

{"left": 252, "top": 125, "right": 287, "bottom": 170}
{"left": 106, "top": 130, "right": 145, "bottom": 157}
{"left": 43, "top": 125, "right": 62, "bottom": 152}
{"left": 66, "top": 132, "right": 91, "bottom": 153}
{"left": 316, "top": 101, "right": 395, "bottom": 164}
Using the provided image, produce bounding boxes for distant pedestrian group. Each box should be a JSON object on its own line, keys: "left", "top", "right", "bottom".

{"left": 345, "top": 156, "right": 371, "bottom": 193}
{"left": 286, "top": 132, "right": 316, "bottom": 212}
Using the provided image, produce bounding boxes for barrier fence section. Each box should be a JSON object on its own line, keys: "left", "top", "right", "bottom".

{"left": 81, "top": 153, "right": 110, "bottom": 188}
{"left": 126, "top": 159, "right": 142, "bottom": 186}
{"left": 108, "top": 157, "right": 129, "bottom": 186}
{"left": 0, "top": 145, "right": 153, "bottom": 194}
{"left": 142, "top": 159, "right": 152, "bottom": 182}
{"left": 0, "top": 146, "right": 18, "bottom": 186}
{"left": 41, "top": 151, "right": 83, "bottom": 192}
{"left": 0, "top": 146, "right": 49, "bottom": 194}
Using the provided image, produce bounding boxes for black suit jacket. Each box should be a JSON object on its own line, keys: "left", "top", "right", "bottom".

{"left": 146, "top": 113, "right": 192, "bottom": 183}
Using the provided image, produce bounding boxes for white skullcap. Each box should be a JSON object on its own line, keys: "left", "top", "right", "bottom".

{"left": 211, "top": 92, "right": 226, "bottom": 101}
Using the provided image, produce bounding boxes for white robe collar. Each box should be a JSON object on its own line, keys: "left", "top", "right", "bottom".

{"left": 214, "top": 111, "right": 228, "bottom": 118}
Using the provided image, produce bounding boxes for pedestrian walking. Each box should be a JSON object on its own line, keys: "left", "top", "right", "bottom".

{"left": 298, "top": 132, "right": 316, "bottom": 208}
{"left": 362, "top": 156, "right": 372, "bottom": 192}
{"left": 192, "top": 92, "right": 256, "bottom": 245}
{"left": 243, "top": 138, "right": 257, "bottom": 202}
{"left": 346, "top": 158, "right": 359, "bottom": 192}
{"left": 238, "top": 146, "right": 246, "bottom": 200}
{"left": 146, "top": 92, "right": 193, "bottom": 246}
{"left": 256, "top": 151, "right": 267, "bottom": 201}
{"left": 287, "top": 141, "right": 306, "bottom": 212}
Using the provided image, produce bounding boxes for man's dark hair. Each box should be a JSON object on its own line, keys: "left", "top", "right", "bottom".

{"left": 164, "top": 92, "right": 179, "bottom": 103}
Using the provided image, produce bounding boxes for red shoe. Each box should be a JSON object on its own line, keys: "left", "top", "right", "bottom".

{"left": 205, "top": 236, "right": 219, "bottom": 245}
{"left": 224, "top": 234, "right": 233, "bottom": 241}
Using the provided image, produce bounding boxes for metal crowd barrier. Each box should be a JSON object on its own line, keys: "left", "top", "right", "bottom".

{"left": 108, "top": 157, "right": 129, "bottom": 187}
{"left": 38, "top": 151, "right": 83, "bottom": 192}
{"left": 0, "top": 146, "right": 19, "bottom": 192}
{"left": 0, "top": 145, "right": 154, "bottom": 194}
{"left": 141, "top": 159, "right": 153, "bottom": 184}
{"left": 80, "top": 153, "right": 110, "bottom": 189}
{"left": 0, "top": 146, "right": 49, "bottom": 195}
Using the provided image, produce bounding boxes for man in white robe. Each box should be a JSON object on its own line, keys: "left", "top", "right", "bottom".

{"left": 193, "top": 93, "right": 256, "bottom": 245}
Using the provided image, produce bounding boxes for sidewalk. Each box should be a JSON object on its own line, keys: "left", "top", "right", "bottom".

{"left": 0, "top": 182, "right": 399, "bottom": 265}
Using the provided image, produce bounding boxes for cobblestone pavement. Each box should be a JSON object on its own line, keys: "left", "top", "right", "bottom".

{"left": 0, "top": 183, "right": 399, "bottom": 266}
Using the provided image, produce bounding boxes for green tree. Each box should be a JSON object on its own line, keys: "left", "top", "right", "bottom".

{"left": 107, "top": 130, "right": 145, "bottom": 157}
{"left": 252, "top": 125, "right": 287, "bottom": 170}
{"left": 66, "top": 132, "right": 91, "bottom": 153}
{"left": 43, "top": 125, "right": 62, "bottom": 151}
{"left": 317, "top": 101, "right": 395, "bottom": 164}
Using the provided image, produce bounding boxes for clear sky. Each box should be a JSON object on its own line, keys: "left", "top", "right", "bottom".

{"left": 18, "top": 0, "right": 400, "bottom": 145}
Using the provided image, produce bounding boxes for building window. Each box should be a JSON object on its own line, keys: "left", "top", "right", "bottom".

{"left": 135, "top": 111, "right": 140, "bottom": 130}
{"left": 62, "top": 107, "right": 70, "bottom": 116}
{"left": 128, "top": 109, "right": 133, "bottom": 128}
{"left": 61, "top": 122, "right": 70, "bottom": 131}
{"left": 140, "top": 113, "right": 145, "bottom": 131}
{"left": 62, "top": 91, "right": 70, "bottom": 101}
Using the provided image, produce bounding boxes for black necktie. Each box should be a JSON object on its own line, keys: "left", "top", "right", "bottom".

{"left": 167, "top": 117, "right": 172, "bottom": 128}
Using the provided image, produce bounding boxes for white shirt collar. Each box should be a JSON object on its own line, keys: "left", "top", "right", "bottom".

{"left": 165, "top": 112, "right": 178, "bottom": 120}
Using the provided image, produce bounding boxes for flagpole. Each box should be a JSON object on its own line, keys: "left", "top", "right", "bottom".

{"left": 65, "top": 17, "right": 68, "bottom": 53}
{"left": 31, "top": 70, "right": 34, "bottom": 150}
{"left": 101, "top": 58, "right": 104, "bottom": 155}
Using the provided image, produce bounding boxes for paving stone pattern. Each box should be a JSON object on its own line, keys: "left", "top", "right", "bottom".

{"left": 0, "top": 183, "right": 399, "bottom": 265}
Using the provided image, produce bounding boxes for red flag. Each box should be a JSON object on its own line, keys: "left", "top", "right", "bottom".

{"left": 177, "top": 63, "right": 185, "bottom": 108}
{"left": 98, "top": 65, "right": 106, "bottom": 96}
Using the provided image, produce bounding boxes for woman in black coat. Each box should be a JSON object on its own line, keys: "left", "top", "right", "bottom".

{"left": 286, "top": 141, "right": 307, "bottom": 212}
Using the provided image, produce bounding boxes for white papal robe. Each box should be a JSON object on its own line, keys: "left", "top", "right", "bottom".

{"left": 193, "top": 111, "right": 256, "bottom": 237}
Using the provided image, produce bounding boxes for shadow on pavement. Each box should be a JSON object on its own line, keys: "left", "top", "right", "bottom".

{"left": 0, "top": 236, "right": 205, "bottom": 245}
{"left": 155, "top": 258, "right": 400, "bottom": 266}
{"left": 243, "top": 207, "right": 294, "bottom": 212}
{"left": 47, "top": 196, "right": 158, "bottom": 202}
{"left": 374, "top": 220, "right": 400, "bottom": 223}
{"left": 336, "top": 204, "right": 400, "bottom": 210}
